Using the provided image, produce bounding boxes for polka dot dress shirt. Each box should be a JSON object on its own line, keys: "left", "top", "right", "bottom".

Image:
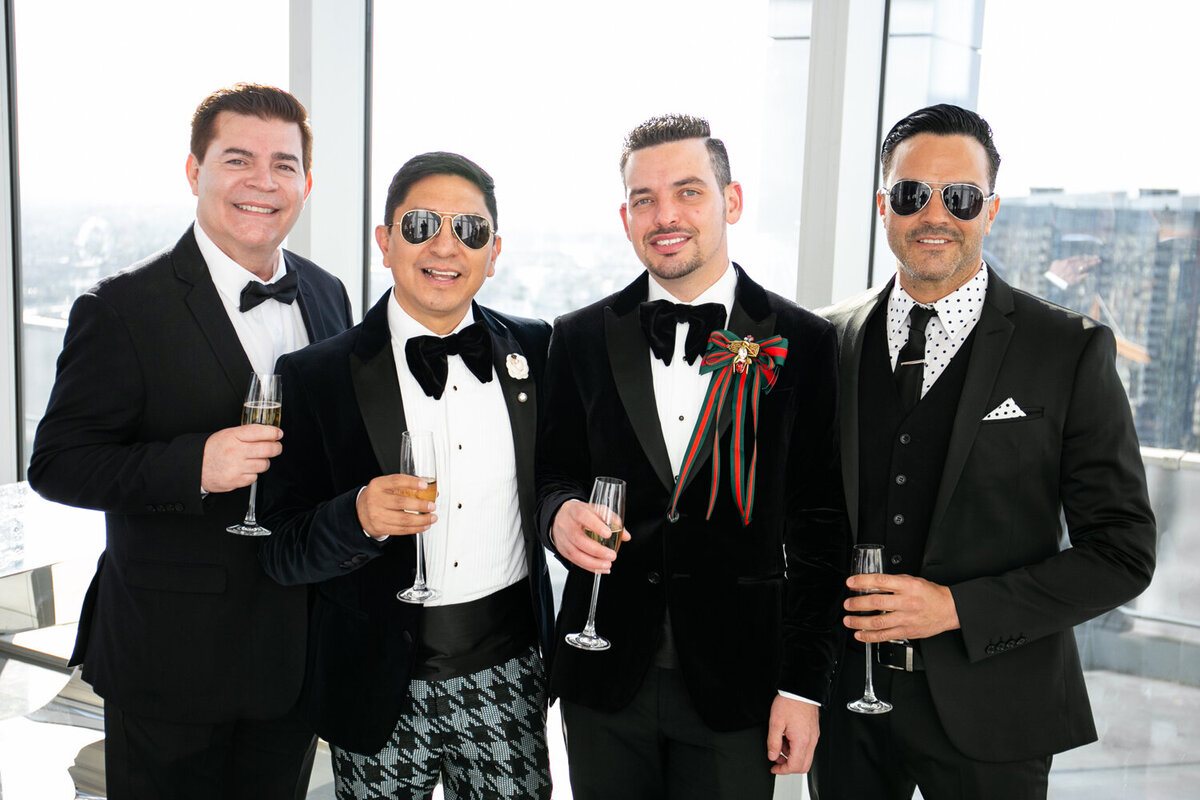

{"left": 886, "top": 266, "right": 989, "bottom": 399}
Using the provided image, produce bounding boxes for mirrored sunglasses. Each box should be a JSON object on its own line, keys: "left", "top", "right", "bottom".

{"left": 392, "top": 209, "right": 494, "bottom": 250}
{"left": 884, "top": 180, "right": 993, "bottom": 221}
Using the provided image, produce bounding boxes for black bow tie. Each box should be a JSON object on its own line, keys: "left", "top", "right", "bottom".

{"left": 639, "top": 300, "right": 727, "bottom": 366}
{"left": 405, "top": 321, "right": 494, "bottom": 400}
{"left": 239, "top": 271, "right": 299, "bottom": 312}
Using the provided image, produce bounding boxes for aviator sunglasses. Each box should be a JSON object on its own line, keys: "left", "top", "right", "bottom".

{"left": 883, "top": 180, "right": 994, "bottom": 221}
{"left": 390, "top": 209, "right": 494, "bottom": 250}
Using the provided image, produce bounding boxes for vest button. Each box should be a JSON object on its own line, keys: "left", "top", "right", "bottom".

{"left": 647, "top": 571, "right": 662, "bottom": 585}
{"left": 894, "top": 474, "right": 907, "bottom": 485}
{"left": 892, "top": 514, "right": 905, "bottom": 525}
{"left": 891, "top": 554, "right": 903, "bottom": 565}
{"left": 899, "top": 433, "right": 912, "bottom": 444}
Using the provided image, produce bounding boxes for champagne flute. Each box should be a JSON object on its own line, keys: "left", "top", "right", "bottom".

{"left": 565, "top": 477, "right": 626, "bottom": 651}
{"left": 227, "top": 373, "right": 281, "bottom": 537}
{"left": 847, "top": 543, "right": 893, "bottom": 714}
{"left": 397, "top": 431, "right": 440, "bottom": 604}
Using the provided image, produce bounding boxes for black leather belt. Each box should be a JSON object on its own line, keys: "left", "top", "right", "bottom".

{"left": 876, "top": 639, "right": 924, "bottom": 671}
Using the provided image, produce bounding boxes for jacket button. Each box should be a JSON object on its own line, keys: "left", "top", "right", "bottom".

{"left": 899, "top": 433, "right": 912, "bottom": 444}
{"left": 1016, "top": 636, "right": 1027, "bottom": 646}
{"left": 647, "top": 571, "right": 662, "bottom": 585}
{"left": 892, "top": 514, "right": 905, "bottom": 525}
{"left": 890, "top": 554, "right": 903, "bottom": 565}
{"left": 667, "top": 512, "right": 680, "bottom": 523}
{"left": 894, "top": 474, "right": 907, "bottom": 485}
{"left": 985, "top": 644, "right": 996, "bottom": 655}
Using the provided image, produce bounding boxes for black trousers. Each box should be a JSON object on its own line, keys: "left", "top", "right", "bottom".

{"left": 561, "top": 666, "right": 775, "bottom": 800}
{"left": 103, "top": 700, "right": 317, "bottom": 800}
{"left": 810, "top": 649, "right": 1051, "bottom": 800}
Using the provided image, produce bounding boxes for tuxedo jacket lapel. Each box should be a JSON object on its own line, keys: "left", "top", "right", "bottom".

{"left": 289, "top": 252, "right": 340, "bottom": 342}
{"left": 606, "top": 273, "right": 675, "bottom": 492}
{"left": 483, "top": 307, "right": 540, "bottom": 540}
{"left": 350, "top": 292, "right": 407, "bottom": 476}
{"left": 930, "top": 269, "right": 1015, "bottom": 536}
{"left": 174, "top": 227, "right": 254, "bottom": 403}
{"left": 836, "top": 281, "right": 891, "bottom": 541}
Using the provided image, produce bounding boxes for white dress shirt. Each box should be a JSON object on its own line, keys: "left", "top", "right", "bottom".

{"left": 647, "top": 265, "right": 817, "bottom": 706}
{"left": 194, "top": 220, "right": 309, "bottom": 376}
{"left": 886, "top": 265, "right": 989, "bottom": 398}
{"left": 386, "top": 293, "right": 527, "bottom": 607}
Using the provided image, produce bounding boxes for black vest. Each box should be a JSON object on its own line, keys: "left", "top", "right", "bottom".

{"left": 857, "top": 301, "right": 976, "bottom": 574}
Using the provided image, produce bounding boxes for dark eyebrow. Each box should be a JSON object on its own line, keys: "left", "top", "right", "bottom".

{"left": 219, "top": 147, "right": 300, "bottom": 165}
{"left": 628, "top": 177, "right": 707, "bottom": 198}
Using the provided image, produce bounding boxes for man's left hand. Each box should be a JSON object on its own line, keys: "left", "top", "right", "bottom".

{"left": 766, "top": 695, "right": 819, "bottom": 775}
{"left": 844, "top": 573, "right": 959, "bottom": 642}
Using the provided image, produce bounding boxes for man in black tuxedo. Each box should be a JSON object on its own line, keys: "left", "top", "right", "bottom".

{"left": 810, "top": 104, "right": 1157, "bottom": 799}
{"left": 256, "top": 152, "right": 554, "bottom": 800}
{"left": 28, "top": 84, "right": 353, "bottom": 799}
{"left": 536, "top": 114, "right": 848, "bottom": 798}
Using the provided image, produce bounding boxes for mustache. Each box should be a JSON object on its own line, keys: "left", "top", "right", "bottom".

{"left": 908, "top": 227, "right": 961, "bottom": 241}
{"left": 648, "top": 226, "right": 693, "bottom": 239}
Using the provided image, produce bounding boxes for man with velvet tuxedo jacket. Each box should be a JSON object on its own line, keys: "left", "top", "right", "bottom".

{"left": 536, "top": 114, "right": 848, "bottom": 799}
{"left": 257, "top": 152, "right": 554, "bottom": 800}
{"left": 28, "top": 84, "right": 353, "bottom": 799}
{"left": 809, "top": 105, "right": 1157, "bottom": 800}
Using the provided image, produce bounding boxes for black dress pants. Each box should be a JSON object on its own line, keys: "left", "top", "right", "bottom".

{"left": 810, "top": 649, "right": 1051, "bottom": 800}
{"left": 562, "top": 666, "right": 775, "bottom": 800}
{"left": 103, "top": 699, "right": 317, "bottom": 800}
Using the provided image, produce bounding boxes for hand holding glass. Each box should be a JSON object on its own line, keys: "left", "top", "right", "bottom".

{"left": 565, "top": 477, "right": 626, "bottom": 651}
{"left": 227, "top": 373, "right": 281, "bottom": 537}
{"left": 847, "top": 543, "right": 893, "bottom": 714}
{"left": 396, "top": 431, "right": 439, "bottom": 604}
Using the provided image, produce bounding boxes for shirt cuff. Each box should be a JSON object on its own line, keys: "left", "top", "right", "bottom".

{"left": 357, "top": 486, "right": 388, "bottom": 542}
{"left": 1044, "top": 269, "right": 1070, "bottom": 291}
{"left": 777, "top": 690, "right": 820, "bottom": 707}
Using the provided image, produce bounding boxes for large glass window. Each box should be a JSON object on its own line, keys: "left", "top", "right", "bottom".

{"left": 368, "top": 0, "right": 809, "bottom": 321}
{"left": 875, "top": 2, "right": 1200, "bottom": 795}
{"left": 13, "top": 0, "right": 290, "bottom": 471}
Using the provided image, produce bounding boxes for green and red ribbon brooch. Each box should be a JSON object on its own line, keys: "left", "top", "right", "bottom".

{"left": 667, "top": 330, "right": 788, "bottom": 525}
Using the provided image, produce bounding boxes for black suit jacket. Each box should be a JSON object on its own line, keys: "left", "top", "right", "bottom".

{"left": 536, "top": 265, "right": 849, "bottom": 732}
{"left": 28, "top": 225, "right": 353, "bottom": 723}
{"left": 823, "top": 268, "right": 1157, "bottom": 761}
{"left": 256, "top": 291, "right": 555, "bottom": 755}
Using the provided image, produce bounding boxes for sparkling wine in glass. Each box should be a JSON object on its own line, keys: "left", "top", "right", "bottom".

{"left": 565, "top": 477, "right": 626, "bottom": 651}
{"left": 397, "top": 430, "right": 440, "bottom": 604}
{"left": 847, "top": 543, "right": 893, "bottom": 714}
{"left": 227, "top": 373, "right": 281, "bottom": 537}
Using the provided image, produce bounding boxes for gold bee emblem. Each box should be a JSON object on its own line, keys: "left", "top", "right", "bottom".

{"left": 728, "top": 337, "right": 760, "bottom": 372}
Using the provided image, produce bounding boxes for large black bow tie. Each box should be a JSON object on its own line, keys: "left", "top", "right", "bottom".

{"left": 239, "top": 271, "right": 299, "bottom": 312}
{"left": 405, "top": 321, "right": 494, "bottom": 400}
{"left": 639, "top": 300, "right": 727, "bottom": 366}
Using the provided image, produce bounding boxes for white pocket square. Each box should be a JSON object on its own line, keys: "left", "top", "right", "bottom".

{"left": 982, "top": 397, "right": 1026, "bottom": 421}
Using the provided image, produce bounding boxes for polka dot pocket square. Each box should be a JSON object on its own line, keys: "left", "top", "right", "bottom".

{"left": 982, "top": 397, "right": 1027, "bottom": 421}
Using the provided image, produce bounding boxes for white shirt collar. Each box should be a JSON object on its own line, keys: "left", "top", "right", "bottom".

{"left": 646, "top": 261, "right": 737, "bottom": 317}
{"left": 889, "top": 263, "right": 989, "bottom": 342}
{"left": 387, "top": 290, "right": 474, "bottom": 346}
{"left": 193, "top": 219, "right": 287, "bottom": 303}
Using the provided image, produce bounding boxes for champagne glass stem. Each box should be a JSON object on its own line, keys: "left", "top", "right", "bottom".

{"left": 242, "top": 480, "right": 259, "bottom": 526}
{"left": 581, "top": 572, "right": 602, "bottom": 637}
{"left": 863, "top": 642, "right": 878, "bottom": 702}
{"left": 413, "top": 532, "right": 428, "bottom": 590}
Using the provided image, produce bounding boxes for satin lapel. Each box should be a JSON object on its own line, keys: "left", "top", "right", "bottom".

{"left": 485, "top": 312, "right": 539, "bottom": 541}
{"left": 605, "top": 302, "right": 674, "bottom": 492}
{"left": 350, "top": 294, "right": 407, "bottom": 476}
{"left": 175, "top": 227, "right": 254, "bottom": 401}
{"left": 286, "top": 252, "right": 320, "bottom": 341}
{"left": 929, "top": 274, "right": 1015, "bottom": 533}
{"left": 673, "top": 292, "right": 778, "bottom": 498}
{"left": 837, "top": 283, "right": 891, "bottom": 542}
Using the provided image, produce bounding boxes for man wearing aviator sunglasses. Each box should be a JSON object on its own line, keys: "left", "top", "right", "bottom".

{"left": 257, "top": 152, "right": 555, "bottom": 798}
{"left": 812, "top": 105, "right": 1155, "bottom": 799}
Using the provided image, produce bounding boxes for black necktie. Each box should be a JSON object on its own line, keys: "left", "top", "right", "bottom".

{"left": 895, "top": 304, "right": 937, "bottom": 412}
{"left": 405, "top": 321, "right": 494, "bottom": 400}
{"left": 639, "top": 300, "right": 727, "bottom": 366}
{"left": 239, "top": 271, "right": 299, "bottom": 312}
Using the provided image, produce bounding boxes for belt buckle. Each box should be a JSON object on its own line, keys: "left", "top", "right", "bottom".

{"left": 880, "top": 639, "right": 915, "bottom": 672}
